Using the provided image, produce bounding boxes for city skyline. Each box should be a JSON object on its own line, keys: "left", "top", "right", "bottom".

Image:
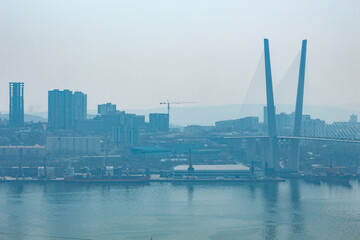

{"left": 1, "top": 2, "right": 360, "bottom": 240}
{"left": 0, "top": 0, "right": 360, "bottom": 113}
{"left": 1, "top": 84, "right": 359, "bottom": 126}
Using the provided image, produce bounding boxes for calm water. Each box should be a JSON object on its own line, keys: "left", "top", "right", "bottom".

{"left": 1, "top": 180, "right": 360, "bottom": 240}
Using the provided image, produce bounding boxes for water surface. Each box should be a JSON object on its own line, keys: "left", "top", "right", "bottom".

{"left": 1, "top": 180, "right": 360, "bottom": 240}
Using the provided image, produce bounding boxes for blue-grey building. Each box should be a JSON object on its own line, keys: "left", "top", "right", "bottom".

{"left": 48, "top": 89, "right": 87, "bottom": 130}
{"left": 98, "top": 103, "right": 116, "bottom": 116}
{"left": 215, "top": 117, "right": 259, "bottom": 133}
{"left": 73, "top": 91, "right": 87, "bottom": 123}
{"left": 131, "top": 146, "right": 171, "bottom": 160}
{"left": 149, "top": 113, "right": 169, "bottom": 132}
{"left": 9, "top": 82, "right": 24, "bottom": 127}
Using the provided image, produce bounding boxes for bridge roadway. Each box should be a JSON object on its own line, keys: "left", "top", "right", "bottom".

{"left": 224, "top": 136, "right": 360, "bottom": 144}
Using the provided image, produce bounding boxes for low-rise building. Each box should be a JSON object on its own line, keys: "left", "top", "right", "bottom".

{"left": 215, "top": 117, "right": 259, "bottom": 133}
{"left": 131, "top": 146, "right": 171, "bottom": 160}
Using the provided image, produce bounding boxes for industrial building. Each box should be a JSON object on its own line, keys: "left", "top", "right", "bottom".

{"left": 0, "top": 145, "right": 45, "bottom": 159}
{"left": 172, "top": 164, "right": 251, "bottom": 179}
{"left": 46, "top": 136, "right": 101, "bottom": 155}
{"left": 0, "top": 145, "right": 46, "bottom": 167}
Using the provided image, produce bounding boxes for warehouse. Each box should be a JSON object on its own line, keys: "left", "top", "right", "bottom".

{"left": 46, "top": 137, "right": 101, "bottom": 155}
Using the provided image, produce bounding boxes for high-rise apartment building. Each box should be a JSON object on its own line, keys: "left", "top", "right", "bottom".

{"left": 73, "top": 91, "right": 87, "bottom": 122}
{"left": 9, "top": 82, "right": 24, "bottom": 127}
{"left": 48, "top": 89, "right": 87, "bottom": 130}
{"left": 48, "top": 89, "right": 73, "bottom": 130}
{"left": 350, "top": 114, "right": 358, "bottom": 123}
{"left": 149, "top": 113, "right": 169, "bottom": 132}
{"left": 98, "top": 103, "right": 116, "bottom": 115}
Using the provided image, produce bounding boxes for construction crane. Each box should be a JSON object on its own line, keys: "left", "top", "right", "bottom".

{"left": 160, "top": 100, "right": 195, "bottom": 126}
{"left": 160, "top": 101, "right": 195, "bottom": 116}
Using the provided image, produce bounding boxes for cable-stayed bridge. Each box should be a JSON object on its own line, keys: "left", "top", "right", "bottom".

{"left": 227, "top": 39, "right": 360, "bottom": 175}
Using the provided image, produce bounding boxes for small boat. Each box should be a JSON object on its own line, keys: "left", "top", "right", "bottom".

{"left": 304, "top": 174, "right": 321, "bottom": 185}
{"left": 308, "top": 163, "right": 351, "bottom": 186}
{"left": 320, "top": 173, "right": 351, "bottom": 185}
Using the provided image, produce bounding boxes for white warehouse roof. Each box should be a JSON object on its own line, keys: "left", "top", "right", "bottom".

{"left": 173, "top": 164, "right": 250, "bottom": 172}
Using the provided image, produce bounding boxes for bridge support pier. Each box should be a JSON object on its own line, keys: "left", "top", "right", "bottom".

{"left": 260, "top": 138, "right": 269, "bottom": 169}
{"left": 246, "top": 139, "right": 256, "bottom": 164}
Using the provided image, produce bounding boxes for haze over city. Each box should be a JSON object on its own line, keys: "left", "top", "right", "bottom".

{"left": 1, "top": 1, "right": 360, "bottom": 240}
{"left": 1, "top": 0, "right": 359, "bottom": 114}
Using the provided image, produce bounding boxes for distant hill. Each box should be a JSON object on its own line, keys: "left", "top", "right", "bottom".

{"left": 0, "top": 112, "right": 97, "bottom": 122}
{"left": 0, "top": 113, "right": 47, "bottom": 123}
{"left": 123, "top": 104, "right": 360, "bottom": 126}
{"left": 1, "top": 103, "right": 357, "bottom": 126}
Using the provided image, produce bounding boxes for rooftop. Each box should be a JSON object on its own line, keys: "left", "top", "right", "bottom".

{"left": 0, "top": 145, "right": 45, "bottom": 149}
{"left": 132, "top": 146, "right": 171, "bottom": 153}
{"left": 173, "top": 164, "right": 250, "bottom": 171}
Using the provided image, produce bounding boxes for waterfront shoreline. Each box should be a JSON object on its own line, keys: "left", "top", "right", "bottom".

{"left": 0, "top": 177, "right": 286, "bottom": 183}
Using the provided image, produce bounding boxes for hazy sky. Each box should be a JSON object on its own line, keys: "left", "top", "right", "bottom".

{"left": 0, "top": 0, "right": 359, "bottom": 113}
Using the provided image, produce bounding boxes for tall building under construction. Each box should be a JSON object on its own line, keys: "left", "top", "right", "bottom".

{"left": 9, "top": 82, "right": 24, "bottom": 127}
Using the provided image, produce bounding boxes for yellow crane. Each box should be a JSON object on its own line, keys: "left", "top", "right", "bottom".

{"left": 160, "top": 101, "right": 195, "bottom": 115}
{"left": 159, "top": 100, "right": 195, "bottom": 123}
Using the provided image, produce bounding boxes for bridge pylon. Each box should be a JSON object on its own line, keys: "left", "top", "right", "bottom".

{"left": 290, "top": 40, "right": 307, "bottom": 172}
{"left": 264, "top": 39, "right": 279, "bottom": 175}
